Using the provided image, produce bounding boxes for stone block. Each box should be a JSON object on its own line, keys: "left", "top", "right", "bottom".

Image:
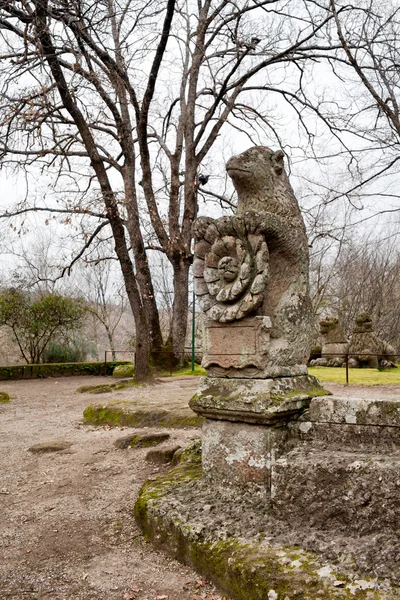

{"left": 271, "top": 448, "right": 400, "bottom": 534}
{"left": 202, "top": 419, "right": 289, "bottom": 489}
{"left": 202, "top": 316, "right": 310, "bottom": 378}
{"left": 146, "top": 445, "right": 181, "bottom": 464}
{"left": 190, "top": 375, "right": 326, "bottom": 424}
{"left": 321, "top": 341, "right": 348, "bottom": 358}
{"left": 290, "top": 421, "right": 400, "bottom": 453}
{"left": 202, "top": 316, "right": 271, "bottom": 368}
{"left": 309, "top": 396, "right": 400, "bottom": 426}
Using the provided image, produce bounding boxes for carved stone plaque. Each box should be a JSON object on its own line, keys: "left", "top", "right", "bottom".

{"left": 202, "top": 316, "right": 272, "bottom": 372}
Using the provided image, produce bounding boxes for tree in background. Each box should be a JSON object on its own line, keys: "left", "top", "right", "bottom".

{"left": 309, "top": 233, "right": 400, "bottom": 351}
{"left": 2, "top": 0, "right": 400, "bottom": 376}
{"left": 0, "top": 289, "right": 86, "bottom": 363}
{"left": 329, "top": 236, "right": 400, "bottom": 350}
{"left": 327, "top": 0, "right": 400, "bottom": 209}
{"left": 79, "top": 258, "right": 130, "bottom": 361}
{"left": 0, "top": 0, "right": 358, "bottom": 374}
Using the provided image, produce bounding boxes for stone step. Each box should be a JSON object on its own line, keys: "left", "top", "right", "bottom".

{"left": 291, "top": 420, "right": 400, "bottom": 453}
{"left": 271, "top": 448, "right": 400, "bottom": 534}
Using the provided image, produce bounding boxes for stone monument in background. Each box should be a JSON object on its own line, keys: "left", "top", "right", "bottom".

{"left": 309, "top": 315, "right": 349, "bottom": 367}
{"left": 190, "top": 146, "right": 325, "bottom": 487}
{"left": 349, "top": 312, "right": 397, "bottom": 369}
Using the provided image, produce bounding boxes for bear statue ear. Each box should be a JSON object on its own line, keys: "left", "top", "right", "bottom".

{"left": 271, "top": 150, "right": 284, "bottom": 175}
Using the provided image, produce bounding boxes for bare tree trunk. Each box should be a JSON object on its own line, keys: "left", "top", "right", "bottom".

{"left": 104, "top": 326, "right": 116, "bottom": 360}
{"left": 171, "top": 258, "right": 190, "bottom": 364}
{"left": 125, "top": 219, "right": 164, "bottom": 354}
{"left": 107, "top": 0, "right": 164, "bottom": 357}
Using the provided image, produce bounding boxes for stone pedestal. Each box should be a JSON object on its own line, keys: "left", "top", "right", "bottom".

{"left": 201, "top": 419, "right": 290, "bottom": 489}
{"left": 202, "top": 316, "right": 271, "bottom": 374}
{"left": 192, "top": 386, "right": 400, "bottom": 536}
{"left": 190, "top": 375, "right": 326, "bottom": 424}
{"left": 202, "top": 316, "right": 309, "bottom": 378}
{"left": 321, "top": 341, "right": 349, "bottom": 359}
{"left": 190, "top": 375, "right": 327, "bottom": 489}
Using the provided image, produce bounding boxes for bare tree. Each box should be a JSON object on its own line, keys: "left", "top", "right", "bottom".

{"left": 326, "top": 0, "right": 400, "bottom": 210}
{"left": 78, "top": 259, "right": 129, "bottom": 361}
{"left": 324, "top": 234, "right": 400, "bottom": 350}
{"left": 1, "top": 0, "right": 377, "bottom": 369}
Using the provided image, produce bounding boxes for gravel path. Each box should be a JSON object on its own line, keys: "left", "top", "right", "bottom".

{"left": 2, "top": 374, "right": 398, "bottom": 600}
{"left": 0, "top": 375, "right": 226, "bottom": 600}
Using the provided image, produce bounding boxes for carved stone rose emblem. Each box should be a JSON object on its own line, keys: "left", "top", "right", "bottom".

{"left": 192, "top": 215, "right": 269, "bottom": 322}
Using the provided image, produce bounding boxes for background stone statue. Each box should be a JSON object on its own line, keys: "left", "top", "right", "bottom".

{"left": 310, "top": 316, "right": 349, "bottom": 367}
{"left": 348, "top": 312, "right": 397, "bottom": 369}
{"left": 193, "top": 146, "right": 313, "bottom": 377}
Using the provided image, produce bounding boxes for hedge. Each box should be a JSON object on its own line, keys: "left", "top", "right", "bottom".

{"left": 0, "top": 360, "right": 132, "bottom": 380}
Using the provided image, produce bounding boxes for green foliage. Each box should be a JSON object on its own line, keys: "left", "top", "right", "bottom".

{"left": 0, "top": 289, "right": 87, "bottom": 363}
{"left": 43, "top": 340, "right": 87, "bottom": 363}
{"left": 0, "top": 360, "right": 131, "bottom": 380}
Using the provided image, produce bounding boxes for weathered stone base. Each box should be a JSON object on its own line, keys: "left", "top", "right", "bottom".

{"left": 267, "top": 394, "right": 400, "bottom": 534}
{"left": 201, "top": 419, "right": 293, "bottom": 489}
{"left": 134, "top": 442, "right": 400, "bottom": 600}
{"left": 271, "top": 448, "right": 400, "bottom": 534}
{"left": 189, "top": 375, "right": 327, "bottom": 424}
{"left": 135, "top": 395, "right": 400, "bottom": 598}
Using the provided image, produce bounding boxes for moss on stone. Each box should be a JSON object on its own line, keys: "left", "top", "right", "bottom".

{"left": 77, "top": 384, "right": 114, "bottom": 394}
{"left": 113, "top": 363, "right": 135, "bottom": 378}
{"left": 77, "top": 379, "right": 140, "bottom": 394}
{"left": 134, "top": 440, "right": 400, "bottom": 600}
{"left": 134, "top": 439, "right": 202, "bottom": 539}
{"left": 0, "top": 391, "right": 11, "bottom": 403}
{"left": 83, "top": 401, "right": 203, "bottom": 428}
{"left": 269, "top": 385, "right": 330, "bottom": 405}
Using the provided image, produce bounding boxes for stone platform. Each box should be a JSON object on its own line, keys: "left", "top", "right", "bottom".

{"left": 135, "top": 434, "right": 400, "bottom": 600}
{"left": 193, "top": 391, "right": 400, "bottom": 536}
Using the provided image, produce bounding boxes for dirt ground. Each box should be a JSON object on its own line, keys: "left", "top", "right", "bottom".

{"left": 0, "top": 375, "right": 224, "bottom": 600}
{"left": 1, "top": 375, "right": 399, "bottom": 600}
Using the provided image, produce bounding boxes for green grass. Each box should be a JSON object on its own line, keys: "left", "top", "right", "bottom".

{"left": 160, "top": 364, "right": 400, "bottom": 385}
{"left": 158, "top": 363, "right": 206, "bottom": 377}
{"left": 309, "top": 366, "right": 400, "bottom": 385}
